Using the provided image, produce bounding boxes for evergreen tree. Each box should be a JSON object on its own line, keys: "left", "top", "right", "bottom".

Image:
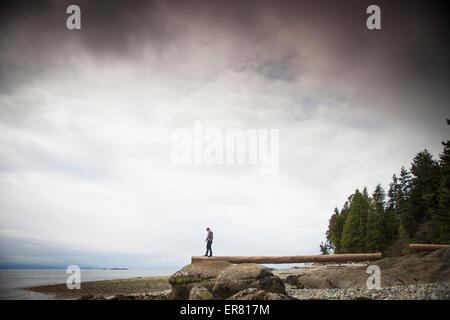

{"left": 326, "top": 204, "right": 350, "bottom": 253}
{"left": 390, "top": 224, "right": 412, "bottom": 256}
{"left": 407, "top": 150, "right": 440, "bottom": 241}
{"left": 366, "top": 184, "right": 386, "bottom": 252}
{"left": 399, "top": 167, "right": 412, "bottom": 197}
{"left": 326, "top": 208, "right": 340, "bottom": 253}
{"left": 341, "top": 190, "right": 371, "bottom": 253}
{"left": 319, "top": 240, "right": 332, "bottom": 255}
{"left": 385, "top": 168, "right": 411, "bottom": 251}
{"left": 387, "top": 174, "right": 400, "bottom": 214}
{"left": 358, "top": 190, "right": 372, "bottom": 251}
{"left": 434, "top": 139, "right": 450, "bottom": 243}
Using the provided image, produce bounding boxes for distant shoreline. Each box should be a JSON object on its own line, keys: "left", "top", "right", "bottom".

{"left": 25, "top": 276, "right": 171, "bottom": 300}
{"left": 0, "top": 269, "right": 175, "bottom": 300}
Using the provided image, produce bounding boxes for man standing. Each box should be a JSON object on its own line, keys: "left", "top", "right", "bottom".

{"left": 204, "top": 227, "right": 213, "bottom": 257}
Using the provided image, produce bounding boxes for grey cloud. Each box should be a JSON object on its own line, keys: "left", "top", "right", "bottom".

{"left": 235, "top": 58, "right": 298, "bottom": 82}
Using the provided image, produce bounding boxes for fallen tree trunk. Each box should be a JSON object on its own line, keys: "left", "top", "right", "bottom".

{"left": 191, "top": 253, "right": 382, "bottom": 264}
{"left": 409, "top": 244, "right": 450, "bottom": 251}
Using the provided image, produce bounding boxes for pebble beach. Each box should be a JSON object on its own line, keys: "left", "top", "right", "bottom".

{"left": 286, "top": 281, "right": 450, "bottom": 300}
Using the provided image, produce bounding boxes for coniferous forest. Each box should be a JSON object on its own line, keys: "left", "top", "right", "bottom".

{"left": 321, "top": 120, "right": 450, "bottom": 256}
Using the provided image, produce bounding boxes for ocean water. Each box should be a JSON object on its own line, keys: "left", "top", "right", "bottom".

{"left": 0, "top": 269, "right": 175, "bottom": 300}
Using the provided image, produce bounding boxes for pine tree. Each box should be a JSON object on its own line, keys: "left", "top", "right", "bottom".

{"left": 387, "top": 174, "right": 400, "bottom": 214}
{"left": 399, "top": 167, "right": 411, "bottom": 194}
{"left": 366, "top": 184, "right": 386, "bottom": 252}
{"left": 359, "top": 190, "right": 371, "bottom": 251}
{"left": 341, "top": 190, "right": 371, "bottom": 253}
{"left": 391, "top": 224, "right": 412, "bottom": 256}
{"left": 434, "top": 139, "right": 450, "bottom": 243}
{"left": 326, "top": 208, "right": 340, "bottom": 253}
{"left": 319, "top": 240, "right": 332, "bottom": 255}
{"left": 326, "top": 203, "right": 350, "bottom": 253}
{"left": 407, "top": 150, "right": 440, "bottom": 241}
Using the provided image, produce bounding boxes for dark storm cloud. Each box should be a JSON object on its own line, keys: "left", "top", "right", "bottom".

{"left": 4, "top": 1, "right": 446, "bottom": 138}
{"left": 0, "top": 0, "right": 448, "bottom": 116}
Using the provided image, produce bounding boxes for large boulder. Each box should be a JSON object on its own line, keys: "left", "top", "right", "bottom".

{"left": 169, "top": 260, "right": 232, "bottom": 299}
{"left": 189, "top": 285, "right": 213, "bottom": 300}
{"left": 212, "top": 263, "right": 285, "bottom": 299}
{"left": 227, "top": 288, "right": 294, "bottom": 300}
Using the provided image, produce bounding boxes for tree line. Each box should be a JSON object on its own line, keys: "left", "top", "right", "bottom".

{"left": 320, "top": 120, "right": 450, "bottom": 256}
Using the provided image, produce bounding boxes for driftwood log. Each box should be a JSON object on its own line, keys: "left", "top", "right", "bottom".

{"left": 191, "top": 253, "right": 382, "bottom": 264}
{"left": 409, "top": 243, "right": 450, "bottom": 251}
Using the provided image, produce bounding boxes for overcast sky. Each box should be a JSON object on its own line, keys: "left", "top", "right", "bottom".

{"left": 0, "top": 0, "right": 449, "bottom": 269}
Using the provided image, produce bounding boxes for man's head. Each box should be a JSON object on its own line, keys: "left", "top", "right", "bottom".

{"left": 206, "top": 227, "right": 210, "bottom": 231}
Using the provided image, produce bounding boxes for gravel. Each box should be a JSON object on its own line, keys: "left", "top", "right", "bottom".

{"left": 285, "top": 281, "right": 450, "bottom": 300}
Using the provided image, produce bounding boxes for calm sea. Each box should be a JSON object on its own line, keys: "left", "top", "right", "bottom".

{"left": 0, "top": 269, "right": 175, "bottom": 300}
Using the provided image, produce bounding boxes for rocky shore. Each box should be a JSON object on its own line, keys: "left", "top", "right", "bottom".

{"left": 26, "top": 248, "right": 450, "bottom": 300}
{"left": 285, "top": 281, "right": 450, "bottom": 300}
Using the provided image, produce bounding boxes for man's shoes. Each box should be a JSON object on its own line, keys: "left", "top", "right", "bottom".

{"left": 203, "top": 255, "right": 207, "bottom": 257}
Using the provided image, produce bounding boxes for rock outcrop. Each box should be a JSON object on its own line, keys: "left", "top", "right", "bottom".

{"left": 212, "top": 263, "right": 285, "bottom": 299}
{"left": 169, "top": 260, "right": 232, "bottom": 299}
{"left": 374, "top": 247, "right": 450, "bottom": 284}
{"left": 282, "top": 248, "right": 450, "bottom": 289}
